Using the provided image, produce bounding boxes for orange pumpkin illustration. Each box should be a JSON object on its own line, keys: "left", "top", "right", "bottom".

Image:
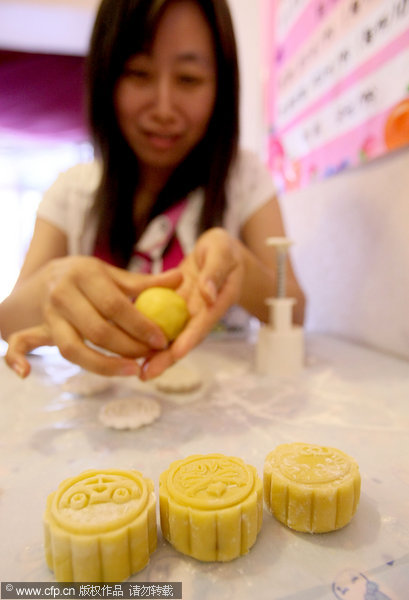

{"left": 384, "top": 97, "right": 409, "bottom": 150}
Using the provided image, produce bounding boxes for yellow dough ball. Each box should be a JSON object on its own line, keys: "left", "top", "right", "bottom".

{"left": 135, "top": 287, "right": 189, "bottom": 341}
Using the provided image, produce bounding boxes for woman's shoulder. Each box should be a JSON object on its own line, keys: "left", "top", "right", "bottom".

{"left": 49, "top": 160, "right": 101, "bottom": 195}
{"left": 231, "top": 147, "right": 270, "bottom": 173}
{"left": 223, "top": 148, "right": 276, "bottom": 233}
{"left": 38, "top": 160, "right": 102, "bottom": 228}
{"left": 227, "top": 147, "right": 275, "bottom": 198}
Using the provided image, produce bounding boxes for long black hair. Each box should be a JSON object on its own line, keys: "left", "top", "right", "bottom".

{"left": 87, "top": 0, "right": 239, "bottom": 267}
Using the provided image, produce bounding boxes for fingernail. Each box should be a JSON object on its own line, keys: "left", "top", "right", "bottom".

{"left": 148, "top": 333, "right": 167, "bottom": 350}
{"left": 140, "top": 361, "right": 150, "bottom": 381}
{"left": 119, "top": 362, "right": 140, "bottom": 376}
{"left": 205, "top": 280, "right": 218, "bottom": 303}
{"left": 12, "top": 362, "right": 27, "bottom": 378}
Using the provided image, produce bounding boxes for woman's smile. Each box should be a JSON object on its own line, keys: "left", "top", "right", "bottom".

{"left": 144, "top": 130, "right": 182, "bottom": 151}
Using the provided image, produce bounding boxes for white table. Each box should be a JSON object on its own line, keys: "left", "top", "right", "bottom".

{"left": 1, "top": 333, "right": 408, "bottom": 599}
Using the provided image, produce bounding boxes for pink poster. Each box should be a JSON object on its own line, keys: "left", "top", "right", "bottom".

{"left": 266, "top": 0, "right": 409, "bottom": 193}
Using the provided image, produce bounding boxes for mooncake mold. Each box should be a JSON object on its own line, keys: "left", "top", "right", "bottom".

{"left": 264, "top": 443, "right": 361, "bottom": 533}
{"left": 44, "top": 469, "right": 157, "bottom": 581}
{"left": 159, "top": 453, "right": 263, "bottom": 562}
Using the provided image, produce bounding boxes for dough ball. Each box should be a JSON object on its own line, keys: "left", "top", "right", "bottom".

{"left": 135, "top": 287, "right": 189, "bottom": 341}
{"left": 99, "top": 396, "right": 161, "bottom": 430}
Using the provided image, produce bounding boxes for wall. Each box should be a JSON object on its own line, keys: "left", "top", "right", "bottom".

{"left": 280, "top": 144, "right": 409, "bottom": 361}
{"left": 228, "top": 0, "right": 265, "bottom": 155}
{"left": 0, "top": 0, "right": 99, "bottom": 55}
{"left": 264, "top": 0, "right": 409, "bottom": 361}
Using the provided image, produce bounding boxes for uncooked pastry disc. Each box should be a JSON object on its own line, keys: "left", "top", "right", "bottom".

{"left": 153, "top": 363, "right": 203, "bottom": 394}
{"left": 99, "top": 396, "right": 161, "bottom": 430}
{"left": 62, "top": 371, "right": 113, "bottom": 396}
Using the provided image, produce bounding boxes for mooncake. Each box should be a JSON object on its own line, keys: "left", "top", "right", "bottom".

{"left": 264, "top": 443, "right": 361, "bottom": 533}
{"left": 44, "top": 469, "right": 157, "bottom": 581}
{"left": 159, "top": 453, "right": 263, "bottom": 561}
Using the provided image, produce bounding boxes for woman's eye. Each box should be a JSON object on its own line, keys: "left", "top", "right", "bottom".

{"left": 178, "top": 74, "right": 203, "bottom": 86}
{"left": 133, "top": 70, "right": 150, "bottom": 80}
{"left": 124, "top": 67, "right": 150, "bottom": 81}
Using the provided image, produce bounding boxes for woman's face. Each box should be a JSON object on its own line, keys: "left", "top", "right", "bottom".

{"left": 114, "top": 0, "right": 217, "bottom": 184}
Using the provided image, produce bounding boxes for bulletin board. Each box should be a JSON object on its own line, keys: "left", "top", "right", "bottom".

{"left": 266, "top": 0, "right": 409, "bottom": 193}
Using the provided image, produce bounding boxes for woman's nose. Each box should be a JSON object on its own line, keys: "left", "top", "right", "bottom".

{"left": 151, "top": 77, "right": 175, "bottom": 122}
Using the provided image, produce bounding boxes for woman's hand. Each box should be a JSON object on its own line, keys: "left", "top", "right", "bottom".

{"left": 5, "top": 256, "right": 183, "bottom": 378}
{"left": 140, "top": 228, "right": 245, "bottom": 379}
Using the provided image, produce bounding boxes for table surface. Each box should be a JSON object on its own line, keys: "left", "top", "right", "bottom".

{"left": 1, "top": 332, "right": 408, "bottom": 599}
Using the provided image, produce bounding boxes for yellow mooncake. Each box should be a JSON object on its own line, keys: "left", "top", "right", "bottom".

{"left": 43, "top": 469, "right": 157, "bottom": 582}
{"left": 264, "top": 443, "right": 361, "bottom": 533}
{"left": 159, "top": 453, "right": 263, "bottom": 562}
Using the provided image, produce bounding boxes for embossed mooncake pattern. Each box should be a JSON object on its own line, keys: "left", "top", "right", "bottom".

{"left": 159, "top": 454, "right": 263, "bottom": 562}
{"left": 43, "top": 469, "right": 157, "bottom": 582}
{"left": 264, "top": 443, "right": 361, "bottom": 533}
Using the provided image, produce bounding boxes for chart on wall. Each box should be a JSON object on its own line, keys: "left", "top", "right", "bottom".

{"left": 266, "top": 0, "right": 409, "bottom": 193}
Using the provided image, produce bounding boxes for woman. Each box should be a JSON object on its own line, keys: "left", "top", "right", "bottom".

{"left": 0, "top": 0, "right": 305, "bottom": 379}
